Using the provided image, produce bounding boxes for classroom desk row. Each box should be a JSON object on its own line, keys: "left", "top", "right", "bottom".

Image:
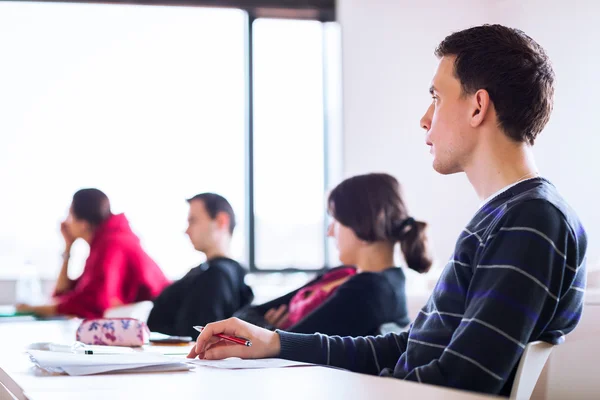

{"left": 0, "top": 320, "right": 498, "bottom": 400}
{"left": 4, "top": 288, "right": 600, "bottom": 399}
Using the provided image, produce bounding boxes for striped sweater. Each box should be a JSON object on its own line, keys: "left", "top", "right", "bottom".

{"left": 277, "top": 178, "right": 587, "bottom": 396}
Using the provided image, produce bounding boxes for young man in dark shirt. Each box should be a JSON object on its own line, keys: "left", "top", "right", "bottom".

{"left": 147, "top": 193, "right": 253, "bottom": 339}
{"left": 188, "top": 25, "right": 587, "bottom": 396}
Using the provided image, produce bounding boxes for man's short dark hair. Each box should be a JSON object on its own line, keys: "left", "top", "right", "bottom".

{"left": 187, "top": 193, "right": 236, "bottom": 234}
{"left": 435, "top": 24, "right": 554, "bottom": 145}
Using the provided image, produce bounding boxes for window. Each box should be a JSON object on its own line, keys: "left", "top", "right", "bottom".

{"left": 252, "top": 19, "right": 326, "bottom": 269}
{"left": 251, "top": 18, "right": 343, "bottom": 270}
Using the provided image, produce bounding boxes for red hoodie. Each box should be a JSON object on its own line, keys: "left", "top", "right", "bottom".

{"left": 55, "top": 214, "right": 170, "bottom": 318}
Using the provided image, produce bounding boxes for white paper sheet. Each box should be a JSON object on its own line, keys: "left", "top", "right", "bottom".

{"left": 27, "top": 350, "right": 192, "bottom": 376}
{"left": 187, "top": 357, "right": 313, "bottom": 369}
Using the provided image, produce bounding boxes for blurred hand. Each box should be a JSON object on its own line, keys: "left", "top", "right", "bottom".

{"left": 15, "top": 303, "right": 57, "bottom": 317}
{"left": 187, "top": 318, "right": 281, "bottom": 360}
{"left": 264, "top": 305, "right": 289, "bottom": 329}
{"left": 60, "top": 221, "right": 75, "bottom": 249}
{"left": 15, "top": 303, "right": 33, "bottom": 313}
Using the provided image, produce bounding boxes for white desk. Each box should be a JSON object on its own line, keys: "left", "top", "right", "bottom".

{"left": 0, "top": 320, "right": 498, "bottom": 400}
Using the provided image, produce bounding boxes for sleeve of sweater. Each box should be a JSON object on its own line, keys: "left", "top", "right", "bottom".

{"left": 55, "top": 244, "right": 125, "bottom": 318}
{"left": 277, "top": 330, "right": 409, "bottom": 375}
{"left": 287, "top": 273, "right": 391, "bottom": 336}
{"left": 171, "top": 266, "right": 240, "bottom": 338}
{"left": 400, "top": 200, "right": 582, "bottom": 394}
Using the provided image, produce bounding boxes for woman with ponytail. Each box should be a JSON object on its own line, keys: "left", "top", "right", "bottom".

{"left": 235, "top": 173, "right": 432, "bottom": 337}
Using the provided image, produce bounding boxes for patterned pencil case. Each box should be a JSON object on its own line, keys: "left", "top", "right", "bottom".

{"left": 76, "top": 318, "right": 150, "bottom": 347}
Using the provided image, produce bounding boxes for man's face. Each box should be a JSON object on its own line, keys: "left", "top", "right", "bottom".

{"left": 420, "top": 56, "right": 478, "bottom": 175}
{"left": 185, "top": 200, "right": 217, "bottom": 253}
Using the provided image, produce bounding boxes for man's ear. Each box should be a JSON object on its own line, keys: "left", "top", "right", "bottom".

{"left": 215, "top": 211, "right": 231, "bottom": 233}
{"left": 470, "top": 89, "right": 491, "bottom": 128}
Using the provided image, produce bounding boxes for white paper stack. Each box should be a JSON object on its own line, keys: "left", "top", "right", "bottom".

{"left": 27, "top": 350, "right": 193, "bottom": 376}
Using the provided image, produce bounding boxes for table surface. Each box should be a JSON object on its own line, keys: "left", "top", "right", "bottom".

{"left": 0, "top": 320, "right": 499, "bottom": 400}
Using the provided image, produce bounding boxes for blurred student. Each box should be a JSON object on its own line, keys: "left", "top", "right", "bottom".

{"left": 147, "top": 193, "right": 253, "bottom": 339}
{"left": 235, "top": 173, "right": 432, "bottom": 336}
{"left": 17, "top": 188, "right": 169, "bottom": 318}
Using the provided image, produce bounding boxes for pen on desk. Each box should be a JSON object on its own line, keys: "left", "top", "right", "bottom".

{"left": 192, "top": 326, "right": 252, "bottom": 347}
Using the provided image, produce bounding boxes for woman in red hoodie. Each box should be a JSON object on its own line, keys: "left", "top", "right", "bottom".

{"left": 16, "top": 188, "right": 170, "bottom": 318}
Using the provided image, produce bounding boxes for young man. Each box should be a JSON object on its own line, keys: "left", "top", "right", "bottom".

{"left": 147, "top": 193, "right": 253, "bottom": 339}
{"left": 187, "top": 25, "right": 587, "bottom": 396}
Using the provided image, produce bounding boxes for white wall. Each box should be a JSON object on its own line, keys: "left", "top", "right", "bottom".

{"left": 338, "top": 0, "right": 600, "bottom": 272}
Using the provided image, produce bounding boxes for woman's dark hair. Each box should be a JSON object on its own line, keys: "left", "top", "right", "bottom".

{"left": 71, "top": 188, "right": 112, "bottom": 228}
{"left": 328, "top": 173, "right": 432, "bottom": 273}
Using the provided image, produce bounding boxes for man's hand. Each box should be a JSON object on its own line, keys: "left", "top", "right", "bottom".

{"left": 187, "top": 318, "right": 281, "bottom": 360}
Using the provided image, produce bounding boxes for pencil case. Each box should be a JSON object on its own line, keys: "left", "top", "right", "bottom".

{"left": 76, "top": 318, "right": 150, "bottom": 347}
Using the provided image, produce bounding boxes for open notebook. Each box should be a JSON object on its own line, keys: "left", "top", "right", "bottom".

{"left": 27, "top": 350, "right": 193, "bottom": 376}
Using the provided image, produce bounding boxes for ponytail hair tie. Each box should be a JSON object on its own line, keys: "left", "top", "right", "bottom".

{"left": 392, "top": 217, "right": 415, "bottom": 240}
